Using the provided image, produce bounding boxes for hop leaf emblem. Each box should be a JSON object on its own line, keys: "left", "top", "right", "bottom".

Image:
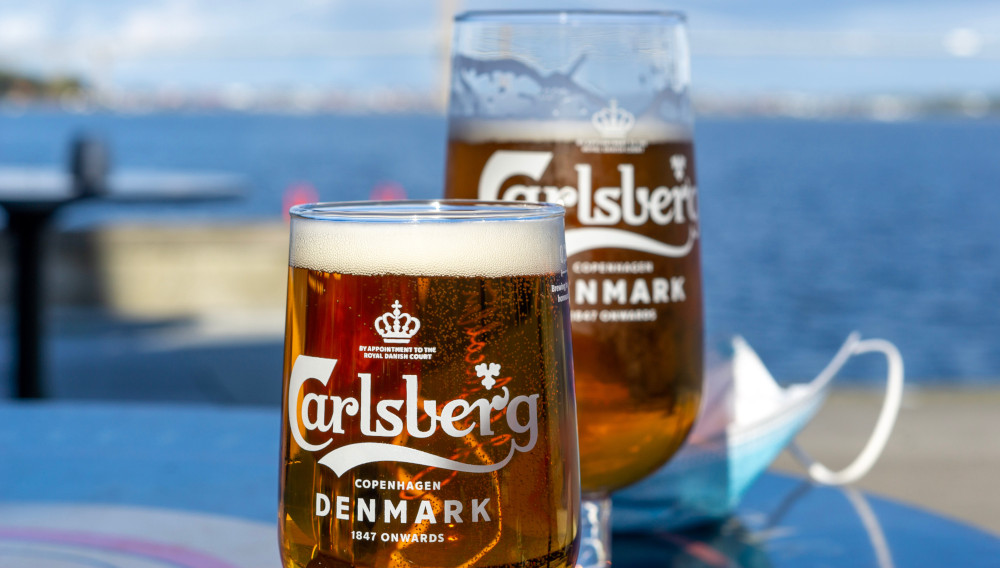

{"left": 475, "top": 362, "right": 501, "bottom": 390}
{"left": 670, "top": 154, "right": 687, "bottom": 181}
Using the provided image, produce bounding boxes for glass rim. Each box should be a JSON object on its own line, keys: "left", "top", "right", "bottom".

{"left": 454, "top": 9, "right": 686, "bottom": 25}
{"left": 289, "top": 199, "right": 565, "bottom": 223}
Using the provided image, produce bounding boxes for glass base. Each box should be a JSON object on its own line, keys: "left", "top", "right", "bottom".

{"left": 577, "top": 493, "right": 612, "bottom": 568}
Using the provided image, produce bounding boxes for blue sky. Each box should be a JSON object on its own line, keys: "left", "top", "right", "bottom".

{"left": 0, "top": 0, "right": 997, "bottom": 96}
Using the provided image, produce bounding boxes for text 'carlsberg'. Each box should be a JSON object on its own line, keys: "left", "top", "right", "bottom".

{"left": 288, "top": 355, "right": 540, "bottom": 477}
{"left": 478, "top": 151, "right": 698, "bottom": 227}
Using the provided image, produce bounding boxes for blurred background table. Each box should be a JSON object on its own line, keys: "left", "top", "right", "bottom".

{"left": 0, "top": 402, "right": 997, "bottom": 568}
{"left": 0, "top": 144, "right": 243, "bottom": 400}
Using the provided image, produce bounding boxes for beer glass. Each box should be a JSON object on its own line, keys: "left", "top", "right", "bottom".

{"left": 280, "top": 201, "right": 580, "bottom": 567}
{"left": 445, "top": 11, "right": 702, "bottom": 565}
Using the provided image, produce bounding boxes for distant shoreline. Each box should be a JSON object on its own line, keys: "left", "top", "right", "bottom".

{"left": 2, "top": 91, "right": 998, "bottom": 121}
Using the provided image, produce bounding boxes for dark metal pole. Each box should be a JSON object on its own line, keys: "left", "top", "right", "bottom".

{"left": 9, "top": 207, "right": 55, "bottom": 399}
{"left": 5, "top": 136, "right": 108, "bottom": 398}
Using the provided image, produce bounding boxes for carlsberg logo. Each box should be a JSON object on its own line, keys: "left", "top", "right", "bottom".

{"left": 477, "top": 151, "right": 698, "bottom": 227}
{"left": 289, "top": 355, "right": 540, "bottom": 477}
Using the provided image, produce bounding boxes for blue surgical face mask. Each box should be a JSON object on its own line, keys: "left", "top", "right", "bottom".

{"left": 612, "top": 333, "right": 904, "bottom": 532}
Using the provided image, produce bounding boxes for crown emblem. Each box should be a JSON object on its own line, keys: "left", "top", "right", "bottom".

{"left": 374, "top": 300, "right": 420, "bottom": 344}
{"left": 591, "top": 99, "right": 635, "bottom": 139}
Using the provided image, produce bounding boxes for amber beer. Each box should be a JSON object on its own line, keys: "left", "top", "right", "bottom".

{"left": 445, "top": 122, "right": 703, "bottom": 493}
{"left": 280, "top": 202, "right": 580, "bottom": 568}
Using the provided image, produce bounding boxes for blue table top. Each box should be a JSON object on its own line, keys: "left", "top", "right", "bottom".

{"left": 1, "top": 402, "right": 997, "bottom": 568}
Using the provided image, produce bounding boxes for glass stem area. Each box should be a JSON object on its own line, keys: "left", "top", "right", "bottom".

{"left": 578, "top": 492, "right": 613, "bottom": 568}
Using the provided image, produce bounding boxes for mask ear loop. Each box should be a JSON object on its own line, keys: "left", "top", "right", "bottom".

{"left": 789, "top": 334, "right": 905, "bottom": 485}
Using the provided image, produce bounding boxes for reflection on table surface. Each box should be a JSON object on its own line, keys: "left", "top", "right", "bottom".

{"left": 1, "top": 403, "right": 997, "bottom": 568}
{"left": 0, "top": 504, "right": 276, "bottom": 568}
{"left": 617, "top": 472, "right": 1000, "bottom": 568}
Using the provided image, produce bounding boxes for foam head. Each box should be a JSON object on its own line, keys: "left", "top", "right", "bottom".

{"left": 447, "top": 118, "right": 693, "bottom": 144}
{"left": 289, "top": 201, "right": 565, "bottom": 277}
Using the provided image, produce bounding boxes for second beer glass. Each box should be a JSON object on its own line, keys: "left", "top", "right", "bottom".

{"left": 445, "top": 11, "right": 703, "bottom": 565}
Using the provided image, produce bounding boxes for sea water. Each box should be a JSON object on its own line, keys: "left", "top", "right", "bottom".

{"left": 0, "top": 111, "right": 998, "bottom": 384}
